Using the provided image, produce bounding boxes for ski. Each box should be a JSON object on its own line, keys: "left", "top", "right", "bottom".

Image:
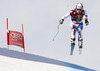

{"left": 70, "top": 43, "right": 75, "bottom": 55}
{"left": 79, "top": 48, "right": 82, "bottom": 54}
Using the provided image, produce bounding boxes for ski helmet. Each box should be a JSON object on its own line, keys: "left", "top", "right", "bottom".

{"left": 76, "top": 3, "right": 83, "bottom": 12}
{"left": 76, "top": 3, "right": 83, "bottom": 9}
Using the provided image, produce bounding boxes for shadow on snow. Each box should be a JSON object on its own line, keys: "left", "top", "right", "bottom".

{"left": 0, "top": 48, "right": 95, "bottom": 71}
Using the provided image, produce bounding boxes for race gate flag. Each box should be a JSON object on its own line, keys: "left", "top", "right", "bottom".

{"left": 8, "top": 31, "right": 24, "bottom": 48}
{"left": 7, "top": 18, "right": 25, "bottom": 52}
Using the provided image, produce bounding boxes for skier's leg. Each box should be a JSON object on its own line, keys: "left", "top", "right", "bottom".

{"left": 70, "top": 22, "right": 76, "bottom": 45}
{"left": 78, "top": 23, "right": 83, "bottom": 47}
{"left": 71, "top": 28, "right": 76, "bottom": 44}
{"left": 78, "top": 24, "right": 83, "bottom": 54}
{"left": 78, "top": 24, "right": 83, "bottom": 47}
{"left": 78, "top": 32, "right": 83, "bottom": 54}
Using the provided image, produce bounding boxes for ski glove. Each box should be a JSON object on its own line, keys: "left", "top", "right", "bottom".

{"left": 85, "top": 19, "right": 89, "bottom": 26}
{"left": 59, "top": 19, "right": 64, "bottom": 24}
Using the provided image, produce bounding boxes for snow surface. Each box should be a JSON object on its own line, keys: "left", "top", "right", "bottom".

{"left": 0, "top": 48, "right": 95, "bottom": 71}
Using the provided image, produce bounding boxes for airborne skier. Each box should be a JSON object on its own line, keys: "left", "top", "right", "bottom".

{"left": 59, "top": 3, "right": 89, "bottom": 55}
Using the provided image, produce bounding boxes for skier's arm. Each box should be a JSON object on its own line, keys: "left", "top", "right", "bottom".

{"left": 84, "top": 10, "right": 89, "bottom": 26}
{"left": 59, "top": 11, "right": 70, "bottom": 24}
{"left": 61, "top": 12, "right": 70, "bottom": 20}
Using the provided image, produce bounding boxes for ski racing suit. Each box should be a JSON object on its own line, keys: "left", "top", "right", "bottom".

{"left": 61, "top": 9, "right": 88, "bottom": 48}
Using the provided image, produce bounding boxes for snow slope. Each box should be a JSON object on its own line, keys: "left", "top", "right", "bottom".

{"left": 0, "top": 48, "right": 95, "bottom": 71}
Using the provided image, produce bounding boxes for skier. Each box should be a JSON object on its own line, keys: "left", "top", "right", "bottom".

{"left": 59, "top": 3, "right": 89, "bottom": 55}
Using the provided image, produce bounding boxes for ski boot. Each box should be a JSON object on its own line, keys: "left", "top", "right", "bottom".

{"left": 78, "top": 39, "right": 83, "bottom": 55}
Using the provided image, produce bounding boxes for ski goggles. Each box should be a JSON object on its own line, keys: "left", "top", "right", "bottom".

{"left": 76, "top": 9, "right": 82, "bottom": 12}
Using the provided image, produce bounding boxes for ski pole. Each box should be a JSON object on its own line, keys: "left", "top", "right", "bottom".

{"left": 67, "top": 5, "right": 72, "bottom": 10}
{"left": 52, "top": 24, "right": 60, "bottom": 41}
{"left": 52, "top": 5, "right": 71, "bottom": 41}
